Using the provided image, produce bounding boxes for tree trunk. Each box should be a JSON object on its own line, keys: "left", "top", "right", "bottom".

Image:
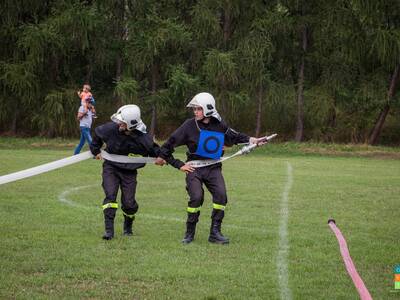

{"left": 255, "top": 82, "right": 263, "bottom": 137}
{"left": 113, "top": 55, "right": 123, "bottom": 107}
{"left": 85, "top": 62, "right": 92, "bottom": 84}
{"left": 47, "top": 125, "right": 55, "bottom": 138}
{"left": 327, "top": 97, "right": 337, "bottom": 142}
{"left": 149, "top": 63, "right": 158, "bottom": 137}
{"left": 10, "top": 109, "right": 17, "bottom": 134}
{"left": 218, "top": 2, "right": 233, "bottom": 118}
{"left": 295, "top": 26, "right": 307, "bottom": 142}
{"left": 113, "top": 0, "right": 126, "bottom": 108}
{"left": 115, "top": 0, "right": 124, "bottom": 84}
{"left": 222, "top": 2, "right": 232, "bottom": 50}
{"left": 150, "top": 104, "right": 157, "bottom": 137}
{"left": 115, "top": 55, "right": 122, "bottom": 83}
{"left": 368, "top": 64, "right": 400, "bottom": 145}
{"left": 52, "top": 54, "right": 60, "bottom": 83}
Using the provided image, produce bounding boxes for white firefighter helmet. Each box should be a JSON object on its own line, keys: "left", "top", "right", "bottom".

{"left": 186, "top": 92, "right": 221, "bottom": 121}
{"left": 111, "top": 104, "right": 147, "bottom": 133}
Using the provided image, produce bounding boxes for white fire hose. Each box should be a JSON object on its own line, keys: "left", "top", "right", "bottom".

{"left": 0, "top": 134, "right": 277, "bottom": 185}
{"left": 0, "top": 151, "right": 155, "bottom": 185}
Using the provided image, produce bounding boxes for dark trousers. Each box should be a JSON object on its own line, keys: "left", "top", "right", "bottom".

{"left": 102, "top": 162, "right": 139, "bottom": 221}
{"left": 185, "top": 164, "right": 227, "bottom": 222}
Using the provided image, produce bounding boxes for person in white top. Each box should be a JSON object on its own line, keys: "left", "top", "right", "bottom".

{"left": 73, "top": 104, "right": 94, "bottom": 155}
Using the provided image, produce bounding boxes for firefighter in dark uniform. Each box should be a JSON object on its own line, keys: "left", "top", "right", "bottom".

{"left": 90, "top": 105, "right": 175, "bottom": 240}
{"left": 157, "top": 92, "right": 265, "bottom": 244}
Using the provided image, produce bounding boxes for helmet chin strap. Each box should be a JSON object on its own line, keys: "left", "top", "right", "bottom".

{"left": 195, "top": 115, "right": 210, "bottom": 122}
{"left": 118, "top": 123, "right": 141, "bottom": 135}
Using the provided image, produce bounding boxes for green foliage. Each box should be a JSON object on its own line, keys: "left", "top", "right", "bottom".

{"left": 125, "top": 14, "right": 191, "bottom": 74}
{"left": 163, "top": 65, "right": 200, "bottom": 116}
{"left": 0, "top": 62, "right": 38, "bottom": 101}
{"left": 113, "top": 77, "right": 139, "bottom": 105}
{"left": 0, "top": 0, "right": 399, "bottom": 144}
{"left": 190, "top": 0, "right": 221, "bottom": 43}
{"left": 18, "top": 23, "right": 64, "bottom": 66}
{"left": 236, "top": 17, "right": 274, "bottom": 85}
{"left": 203, "top": 49, "right": 238, "bottom": 88}
{"left": 32, "top": 89, "right": 77, "bottom": 137}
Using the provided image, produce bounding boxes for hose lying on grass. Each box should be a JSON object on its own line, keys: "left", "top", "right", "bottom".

{"left": 328, "top": 219, "right": 372, "bottom": 300}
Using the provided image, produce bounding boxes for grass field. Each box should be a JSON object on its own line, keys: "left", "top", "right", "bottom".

{"left": 0, "top": 141, "right": 399, "bottom": 299}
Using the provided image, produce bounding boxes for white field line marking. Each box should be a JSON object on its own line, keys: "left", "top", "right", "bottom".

{"left": 277, "top": 162, "right": 293, "bottom": 300}
{"left": 57, "top": 185, "right": 267, "bottom": 234}
{"left": 58, "top": 184, "right": 97, "bottom": 208}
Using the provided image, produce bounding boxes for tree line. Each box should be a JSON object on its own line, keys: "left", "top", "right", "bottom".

{"left": 1, "top": 0, "right": 399, "bottom": 144}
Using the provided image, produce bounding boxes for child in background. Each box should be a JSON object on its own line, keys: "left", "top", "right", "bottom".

{"left": 77, "top": 84, "right": 97, "bottom": 118}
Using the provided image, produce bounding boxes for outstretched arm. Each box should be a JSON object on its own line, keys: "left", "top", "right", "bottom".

{"left": 224, "top": 126, "right": 250, "bottom": 146}
{"left": 146, "top": 137, "right": 184, "bottom": 168}
{"left": 157, "top": 122, "right": 189, "bottom": 170}
{"left": 223, "top": 121, "right": 267, "bottom": 146}
{"left": 90, "top": 128, "right": 104, "bottom": 157}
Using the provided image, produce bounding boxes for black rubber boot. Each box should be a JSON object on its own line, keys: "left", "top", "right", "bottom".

{"left": 102, "top": 218, "right": 114, "bottom": 240}
{"left": 102, "top": 208, "right": 115, "bottom": 240}
{"left": 182, "top": 222, "right": 196, "bottom": 244}
{"left": 208, "top": 220, "right": 229, "bottom": 244}
{"left": 123, "top": 215, "right": 134, "bottom": 236}
{"left": 181, "top": 211, "right": 200, "bottom": 244}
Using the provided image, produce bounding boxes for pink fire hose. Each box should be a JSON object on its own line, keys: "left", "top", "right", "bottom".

{"left": 328, "top": 219, "right": 372, "bottom": 300}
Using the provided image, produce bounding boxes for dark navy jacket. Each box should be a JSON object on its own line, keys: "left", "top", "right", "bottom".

{"left": 90, "top": 122, "right": 179, "bottom": 170}
{"left": 159, "top": 117, "right": 250, "bottom": 169}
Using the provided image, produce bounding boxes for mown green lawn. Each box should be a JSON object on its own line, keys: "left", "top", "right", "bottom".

{"left": 0, "top": 143, "right": 399, "bottom": 299}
